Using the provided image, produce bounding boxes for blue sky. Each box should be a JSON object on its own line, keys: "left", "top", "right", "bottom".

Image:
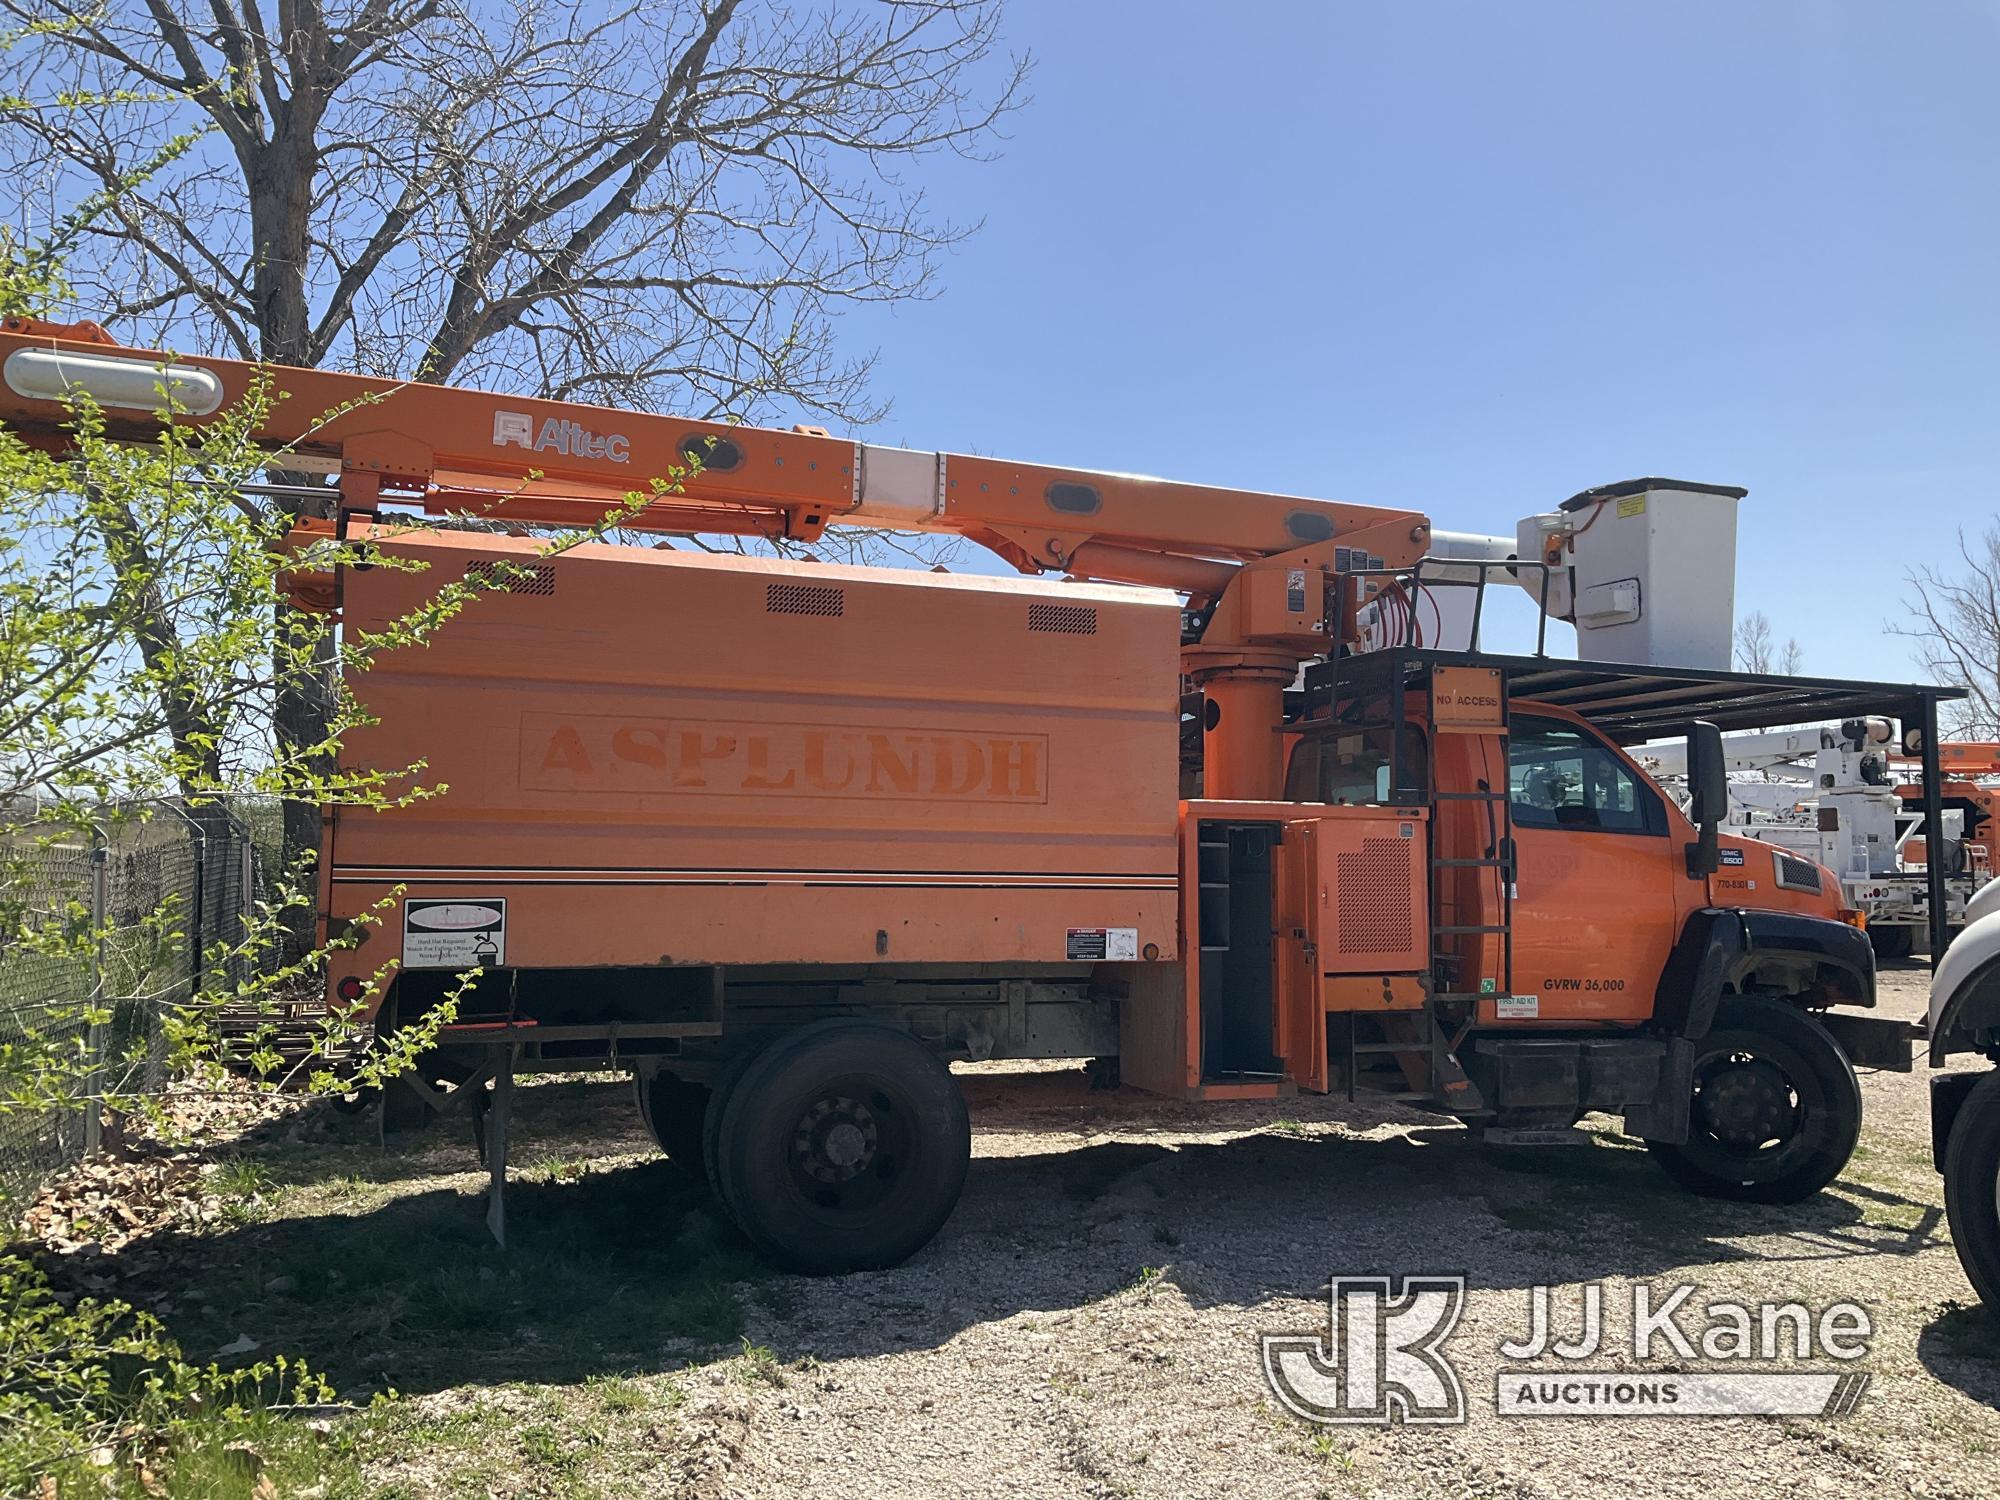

{"left": 839, "top": 0, "right": 2000, "bottom": 679}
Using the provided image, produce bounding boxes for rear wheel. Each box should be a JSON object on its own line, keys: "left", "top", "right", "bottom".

{"left": 1647, "top": 995, "right": 1861, "bottom": 1203}
{"left": 635, "top": 1070, "right": 708, "bottom": 1170}
{"left": 702, "top": 1045, "right": 768, "bottom": 1209}
{"left": 714, "top": 1019, "right": 970, "bottom": 1273}
{"left": 1943, "top": 1069, "right": 2000, "bottom": 1307}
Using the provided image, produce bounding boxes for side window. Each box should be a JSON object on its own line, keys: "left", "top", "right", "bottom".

{"left": 1508, "top": 716, "right": 1662, "bottom": 835}
{"left": 1286, "top": 727, "right": 1429, "bottom": 804}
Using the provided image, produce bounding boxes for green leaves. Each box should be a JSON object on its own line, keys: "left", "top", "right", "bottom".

{"left": 0, "top": 361, "right": 691, "bottom": 1124}
{"left": 0, "top": 1252, "right": 339, "bottom": 1495}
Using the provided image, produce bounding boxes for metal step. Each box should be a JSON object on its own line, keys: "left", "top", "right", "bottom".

{"left": 1481, "top": 1126, "right": 1594, "bottom": 1149}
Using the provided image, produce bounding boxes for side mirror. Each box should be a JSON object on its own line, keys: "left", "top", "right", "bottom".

{"left": 1687, "top": 720, "right": 1728, "bottom": 825}
{"left": 1685, "top": 719, "right": 1726, "bottom": 877}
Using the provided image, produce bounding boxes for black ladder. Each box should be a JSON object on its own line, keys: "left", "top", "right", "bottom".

{"left": 1429, "top": 779, "right": 1515, "bottom": 1004}
{"left": 1303, "top": 648, "right": 1516, "bottom": 1103}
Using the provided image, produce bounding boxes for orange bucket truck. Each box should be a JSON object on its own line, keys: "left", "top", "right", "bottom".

{"left": 0, "top": 317, "right": 1949, "bottom": 1271}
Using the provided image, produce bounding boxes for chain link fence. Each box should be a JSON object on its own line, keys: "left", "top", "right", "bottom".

{"left": 0, "top": 799, "right": 272, "bottom": 1209}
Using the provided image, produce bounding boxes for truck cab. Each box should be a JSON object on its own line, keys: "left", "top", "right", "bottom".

{"left": 1294, "top": 697, "right": 1867, "bottom": 1020}
{"left": 1252, "top": 650, "right": 1919, "bottom": 1203}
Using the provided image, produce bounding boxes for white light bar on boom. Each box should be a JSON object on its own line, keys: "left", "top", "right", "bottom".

{"left": 3, "top": 347, "right": 224, "bottom": 416}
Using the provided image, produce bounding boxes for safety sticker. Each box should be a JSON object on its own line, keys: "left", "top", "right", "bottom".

{"left": 1616, "top": 495, "right": 1647, "bottom": 518}
{"left": 1495, "top": 994, "right": 1539, "bottom": 1019}
{"left": 1067, "top": 927, "right": 1139, "bottom": 961}
{"left": 1286, "top": 567, "right": 1307, "bottom": 614}
{"left": 403, "top": 898, "right": 506, "bottom": 969}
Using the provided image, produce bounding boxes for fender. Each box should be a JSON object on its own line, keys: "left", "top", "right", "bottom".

{"left": 1735, "top": 909, "right": 1875, "bottom": 1008}
{"left": 1928, "top": 907, "right": 2000, "bottom": 1063}
{"left": 1654, "top": 908, "right": 1875, "bottom": 1042}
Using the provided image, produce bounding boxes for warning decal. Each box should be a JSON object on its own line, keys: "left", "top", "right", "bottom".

{"left": 403, "top": 898, "right": 506, "bottom": 969}
{"left": 1066, "top": 927, "right": 1139, "bottom": 961}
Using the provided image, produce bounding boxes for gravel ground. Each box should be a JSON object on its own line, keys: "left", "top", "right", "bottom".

{"left": 660, "top": 965, "right": 2000, "bottom": 1500}
{"left": 65, "top": 965, "right": 1999, "bottom": 1498}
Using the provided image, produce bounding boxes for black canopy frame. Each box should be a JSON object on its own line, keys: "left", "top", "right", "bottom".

{"left": 1297, "top": 646, "right": 1969, "bottom": 970}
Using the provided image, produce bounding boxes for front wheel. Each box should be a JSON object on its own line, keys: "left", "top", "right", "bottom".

{"left": 1646, "top": 995, "right": 1861, "bottom": 1204}
{"left": 714, "top": 1019, "right": 970, "bottom": 1273}
{"left": 1943, "top": 1069, "right": 2000, "bottom": 1306}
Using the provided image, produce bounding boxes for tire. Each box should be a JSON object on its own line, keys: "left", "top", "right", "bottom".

{"left": 713, "top": 1018, "right": 970, "bottom": 1274}
{"left": 1646, "top": 994, "right": 1861, "bottom": 1204}
{"left": 635, "top": 1070, "right": 709, "bottom": 1170}
{"left": 1943, "top": 1069, "right": 2000, "bottom": 1307}
{"left": 1869, "top": 924, "right": 1914, "bottom": 963}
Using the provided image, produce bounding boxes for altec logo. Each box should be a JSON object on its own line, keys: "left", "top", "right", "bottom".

{"left": 493, "top": 410, "right": 630, "bottom": 463}
{"left": 521, "top": 713, "right": 1049, "bottom": 803}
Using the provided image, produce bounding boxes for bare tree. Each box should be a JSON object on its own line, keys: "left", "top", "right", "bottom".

{"left": 2, "top": 0, "right": 1026, "bottom": 886}
{"left": 5, "top": 1, "right": 1023, "bottom": 417}
{"left": 1735, "top": 610, "right": 1803, "bottom": 675}
{"left": 1735, "top": 611, "right": 1773, "bottom": 673}
{"left": 1890, "top": 523, "right": 2000, "bottom": 737}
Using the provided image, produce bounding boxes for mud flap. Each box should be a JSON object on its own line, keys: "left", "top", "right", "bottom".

{"left": 1816, "top": 1012, "right": 1919, "bottom": 1073}
{"left": 1622, "top": 1037, "right": 1694, "bottom": 1146}
{"left": 1932, "top": 1070, "right": 1985, "bottom": 1171}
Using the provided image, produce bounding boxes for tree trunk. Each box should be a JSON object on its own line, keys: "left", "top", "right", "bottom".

{"left": 269, "top": 478, "right": 336, "bottom": 959}
{"left": 248, "top": 113, "right": 336, "bottom": 956}
{"left": 273, "top": 600, "right": 338, "bottom": 958}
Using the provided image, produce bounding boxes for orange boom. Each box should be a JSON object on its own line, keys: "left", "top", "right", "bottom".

{"left": 0, "top": 316, "right": 1954, "bottom": 1271}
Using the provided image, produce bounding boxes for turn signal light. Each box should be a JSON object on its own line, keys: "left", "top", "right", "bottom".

{"left": 1837, "top": 908, "right": 1867, "bottom": 929}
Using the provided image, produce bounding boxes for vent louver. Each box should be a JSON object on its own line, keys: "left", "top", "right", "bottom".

{"left": 766, "top": 582, "right": 845, "bottom": 617}
{"left": 1336, "top": 839, "right": 1415, "bottom": 953}
{"left": 1773, "top": 852, "right": 1824, "bottom": 895}
{"left": 465, "top": 560, "right": 556, "bottom": 596}
{"left": 1028, "top": 602, "right": 1098, "bottom": 636}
